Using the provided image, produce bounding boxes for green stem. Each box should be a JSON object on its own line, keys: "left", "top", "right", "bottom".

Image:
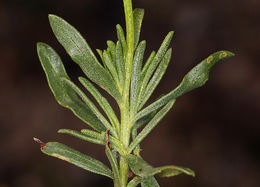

{"left": 119, "top": 0, "right": 135, "bottom": 186}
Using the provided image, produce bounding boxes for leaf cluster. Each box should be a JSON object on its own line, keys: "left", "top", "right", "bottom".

{"left": 36, "top": 7, "right": 234, "bottom": 187}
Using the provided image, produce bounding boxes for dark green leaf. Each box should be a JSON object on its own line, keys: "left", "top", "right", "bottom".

{"left": 141, "top": 177, "right": 160, "bottom": 187}
{"left": 129, "top": 100, "right": 175, "bottom": 153}
{"left": 37, "top": 42, "right": 105, "bottom": 132}
{"left": 48, "top": 14, "right": 121, "bottom": 102}
{"left": 41, "top": 142, "right": 113, "bottom": 178}
{"left": 133, "top": 8, "right": 145, "bottom": 49}
{"left": 135, "top": 50, "right": 234, "bottom": 121}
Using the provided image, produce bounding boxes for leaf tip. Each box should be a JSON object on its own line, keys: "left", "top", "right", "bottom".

{"left": 33, "top": 137, "right": 46, "bottom": 150}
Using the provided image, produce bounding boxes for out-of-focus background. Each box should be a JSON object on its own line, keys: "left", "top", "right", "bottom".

{"left": 0, "top": 0, "right": 259, "bottom": 186}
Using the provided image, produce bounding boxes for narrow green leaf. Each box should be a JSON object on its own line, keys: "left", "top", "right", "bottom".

{"left": 37, "top": 42, "right": 105, "bottom": 132}
{"left": 125, "top": 154, "right": 195, "bottom": 178}
{"left": 62, "top": 78, "right": 117, "bottom": 137}
{"left": 41, "top": 142, "right": 113, "bottom": 178}
{"left": 129, "top": 100, "right": 175, "bottom": 153}
{"left": 80, "top": 129, "right": 127, "bottom": 155}
{"left": 141, "top": 177, "right": 160, "bottom": 187}
{"left": 103, "top": 50, "right": 120, "bottom": 89}
{"left": 107, "top": 40, "right": 117, "bottom": 64}
{"left": 137, "top": 32, "right": 174, "bottom": 109}
{"left": 130, "top": 41, "right": 146, "bottom": 114}
{"left": 79, "top": 77, "right": 120, "bottom": 134}
{"left": 116, "top": 24, "right": 127, "bottom": 58}
{"left": 157, "top": 165, "right": 195, "bottom": 177}
{"left": 127, "top": 176, "right": 141, "bottom": 187}
{"left": 116, "top": 41, "right": 125, "bottom": 88}
{"left": 48, "top": 14, "right": 121, "bottom": 102}
{"left": 58, "top": 129, "right": 104, "bottom": 145}
{"left": 138, "top": 48, "right": 172, "bottom": 109}
{"left": 105, "top": 145, "right": 121, "bottom": 186}
{"left": 135, "top": 50, "right": 234, "bottom": 121}
{"left": 141, "top": 51, "right": 156, "bottom": 77}
{"left": 133, "top": 8, "right": 145, "bottom": 49}
{"left": 96, "top": 49, "right": 104, "bottom": 62}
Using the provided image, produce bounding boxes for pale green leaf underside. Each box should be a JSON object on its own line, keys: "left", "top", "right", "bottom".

{"left": 41, "top": 142, "right": 113, "bottom": 178}
{"left": 37, "top": 42, "right": 105, "bottom": 132}
{"left": 48, "top": 14, "right": 121, "bottom": 102}
{"left": 127, "top": 176, "right": 141, "bottom": 187}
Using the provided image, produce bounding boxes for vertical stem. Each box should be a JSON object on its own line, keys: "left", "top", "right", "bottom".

{"left": 119, "top": 0, "right": 135, "bottom": 186}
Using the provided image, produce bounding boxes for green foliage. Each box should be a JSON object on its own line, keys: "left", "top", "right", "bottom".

{"left": 35, "top": 0, "right": 234, "bottom": 186}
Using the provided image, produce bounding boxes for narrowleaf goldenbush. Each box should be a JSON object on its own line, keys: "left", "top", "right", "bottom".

{"left": 35, "top": 0, "right": 234, "bottom": 186}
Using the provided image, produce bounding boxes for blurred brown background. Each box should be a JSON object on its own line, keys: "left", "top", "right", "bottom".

{"left": 0, "top": 0, "right": 259, "bottom": 186}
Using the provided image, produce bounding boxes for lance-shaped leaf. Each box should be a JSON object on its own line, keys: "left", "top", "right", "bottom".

{"left": 40, "top": 142, "right": 113, "bottom": 178}
{"left": 125, "top": 154, "right": 195, "bottom": 178}
{"left": 130, "top": 41, "right": 146, "bottom": 114}
{"left": 80, "top": 129, "right": 127, "bottom": 155}
{"left": 105, "top": 145, "right": 121, "bottom": 187}
{"left": 116, "top": 24, "right": 127, "bottom": 58}
{"left": 133, "top": 8, "right": 145, "bottom": 49}
{"left": 129, "top": 100, "right": 175, "bottom": 153}
{"left": 62, "top": 78, "right": 117, "bottom": 137}
{"left": 37, "top": 42, "right": 105, "bottom": 132}
{"left": 138, "top": 48, "right": 172, "bottom": 110}
{"left": 58, "top": 129, "right": 105, "bottom": 145}
{"left": 48, "top": 14, "right": 121, "bottom": 102}
{"left": 141, "top": 177, "right": 160, "bottom": 187}
{"left": 115, "top": 41, "right": 125, "bottom": 88}
{"left": 79, "top": 77, "right": 120, "bottom": 134}
{"left": 137, "top": 32, "right": 174, "bottom": 110}
{"left": 141, "top": 51, "right": 156, "bottom": 77}
{"left": 135, "top": 50, "right": 234, "bottom": 121}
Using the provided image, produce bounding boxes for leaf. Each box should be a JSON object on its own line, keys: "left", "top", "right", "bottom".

{"left": 130, "top": 41, "right": 146, "bottom": 114}
{"left": 127, "top": 176, "right": 141, "bottom": 187}
{"left": 138, "top": 48, "right": 172, "bottom": 109}
{"left": 141, "top": 51, "right": 156, "bottom": 77}
{"left": 48, "top": 14, "right": 121, "bottom": 102}
{"left": 133, "top": 8, "right": 145, "bottom": 49}
{"left": 125, "top": 154, "right": 195, "bottom": 178}
{"left": 79, "top": 77, "right": 120, "bottom": 134}
{"left": 62, "top": 78, "right": 117, "bottom": 137}
{"left": 135, "top": 50, "right": 234, "bottom": 121}
{"left": 103, "top": 50, "right": 120, "bottom": 89}
{"left": 37, "top": 42, "right": 105, "bottom": 132}
{"left": 137, "top": 32, "right": 174, "bottom": 110}
{"left": 107, "top": 40, "right": 117, "bottom": 64}
{"left": 128, "top": 99, "right": 175, "bottom": 153}
{"left": 156, "top": 165, "right": 195, "bottom": 177}
{"left": 58, "top": 129, "right": 104, "bottom": 145}
{"left": 115, "top": 41, "right": 125, "bottom": 88}
{"left": 105, "top": 145, "right": 121, "bottom": 186}
{"left": 41, "top": 142, "right": 113, "bottom": 178}
{"left": 80, "top": 129, "right": 127, "bottom": 155}
{"left": 141, "top": 177, "right": 160, "bottom": 187}
{"left": 116, "top": 24, "right": 127, "bottom": 58}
